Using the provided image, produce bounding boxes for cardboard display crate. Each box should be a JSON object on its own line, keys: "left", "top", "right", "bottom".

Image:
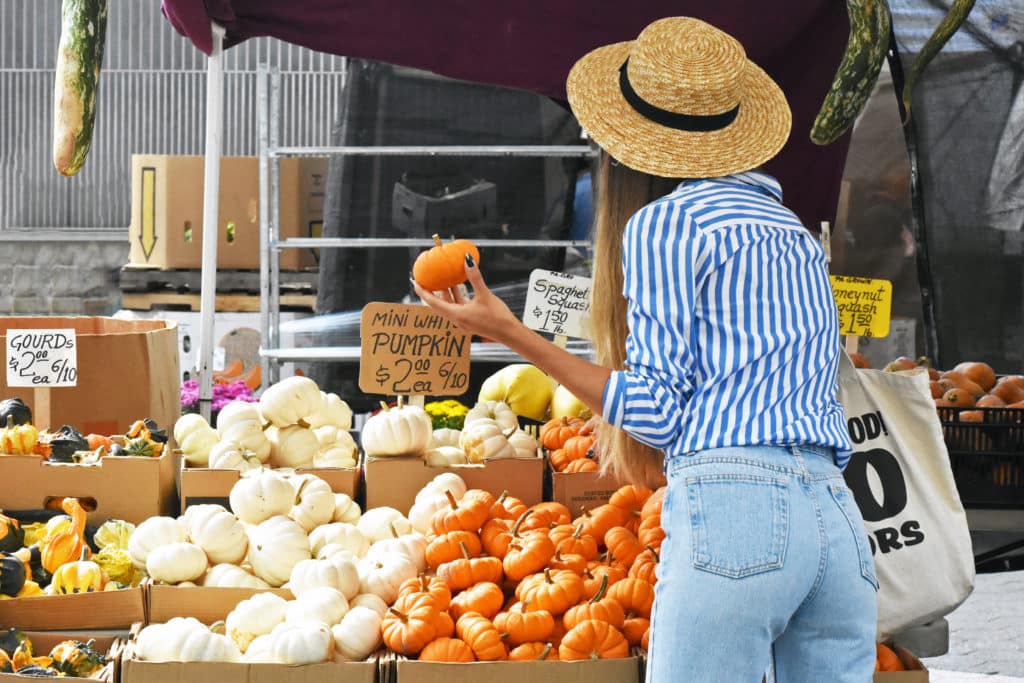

{"left": 0, "top": 587, "right": 145, "bottom": 631}
{"left": 363, "top": 455, "right": 544, "bottom": 512}
{"left": 380, "top": 654, "right": 643, "bottom": 683}
{"left": 128, "top": 155, "right": 325, "bottom": 271}
{"left": 874, "top": 644, "right": 929, "bottom": 682}
{"left": 0, "top": 632, "right": 122, "bottom": 683}
{"left": 146, "top": 582, "right": 292, "bottom": 625}
{"left": 0, "top": 317, "right": 179, "bottom": 436}
{"left": 547, "top": 464, "right": 667, "bottom": 517}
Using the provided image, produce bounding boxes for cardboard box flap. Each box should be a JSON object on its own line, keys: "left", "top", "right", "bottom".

{"left": 0, "top": 317, "right": 170, "bottom": 336}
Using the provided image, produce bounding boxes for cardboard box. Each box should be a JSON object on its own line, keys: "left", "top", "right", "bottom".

{"left": 146, "top": 583, "right": 292, "bottom": 625}
{"left": 548, "top": 465, "right": 667, "bottom": 517}
{"left": 127, "top": 155, "right": 326, "bottom": 271}
{"left": 874, "top": 645, "right": 929, "bottom": 682}
{"left": 382, "top": 656, "right": 643, "bottom": 683}
{"left": 0, "top": 632, "right": 122, "bottom": 683}
{"left": 179, "top": 456, "right": 361, "bottom": 512}
{"left": 0, "top": 317, "right": 179, "bottom": 436}
{"left": 0, "top": 587, "right": 145, "bottom": 631}
{"left": 364, "top": 455, "right": 544, "bottom": 512}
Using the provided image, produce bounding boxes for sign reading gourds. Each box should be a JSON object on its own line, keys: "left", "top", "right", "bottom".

{"left": 5, "top": 329, "right": 78, "bottom": 387}
{"left": 360, "top": 303, "right": 471, "bottom": 396}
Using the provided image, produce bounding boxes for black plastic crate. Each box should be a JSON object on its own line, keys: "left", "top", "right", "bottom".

{"left": 938, "top": 407, "right": 1024, "bottom": 508}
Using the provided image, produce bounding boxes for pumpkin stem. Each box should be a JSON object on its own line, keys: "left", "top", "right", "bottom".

{"left": 78, "top": 547, "right": 90, "bottom": 562}
{"left": 389, "top": 522, "right": 401, "bottom": 539}
{"left": 458, "top": 540, "right": 471, "bottom": 561}
{"left": 572, "top": 524, "right": 584, "bottom": 540}
{"left": 431, "top": 233, "right": 443, "bottom": 247}
{"left": 646, "top": 545, "right": 660, "bottom": 562}
{"left": 543, "top": 567, "right": 553, "bottom": 584}
{"left": 510, "top": 509, "right": 533, "bottom": 536}
{"left": 536, "top": 643, "right": 553, "bottom": 661}
{"left": 590, "top": 574, "right": 609, "bottom": 603}
{"left": 397, "top": 396, "right": 404, "bottom": 409}
{"left": 297, "top": 418, "right": 311, "bottom": 429}
{"left": 420, "top": 575, "right": 430, "bottom": 592}
{"left": 495, "top": 490, "right": 508, "bottom": 505}
{"left": 4, "top": 415, "right": 13, "bottom": 428}
{"left": 387, "top": 607, "right": 408, "bottom": 622}
{"left": 209, "top": 621, "right": 227, "bottom": 635}
{"left": 445, "top": 490, "right": 459, "bottom": 511}
{"left": 379, "top": 401, "right": 390, "bottom": 412}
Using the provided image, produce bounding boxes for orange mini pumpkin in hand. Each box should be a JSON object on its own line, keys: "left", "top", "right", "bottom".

{"left": 413, "top": 234, "right": 481, "bottom": 291}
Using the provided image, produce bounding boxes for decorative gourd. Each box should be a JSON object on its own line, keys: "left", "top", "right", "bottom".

{"left": 287, "top": 474, "right": 336, "bottom": 532}
{"left": 0, "top": 514, "right": 25, "bottom": 553}
{"left": 357, "top": 552, "right": 418, "bottom": 605}
{"left": 207, "top": 440, "right": 262, "bottom": 473}
{"left": 93, "top": 519, "right": 135, "bottom": 551}
{"left": 463, "top": 401, "right": 519, "bottom": 432}
{"left": 413, "top": 234, "right": 480, "bottom": 291}
{"left": 423, "top": 446, "right": 468, "bottom": 467}
{"left": 478, "top": 363, "right": 554, "bottom": 422}
{"left": 173, "top": 414, "right": 220, "bottom": 467}
{"left": 146, "top": 542, "right": 208, "bottom": 584}
{"left": 266, "top": 622, "right": 334, "bottom": 665}
{"left": 0, "top": 416, "right": 38, "bottom": 455}
{"left": 357, "top": 507, "right": 413, "bottom": 544}
{"left": 51, "top": 548, "right": 106, "bottom": 593}
{"left": 381, "top": 592, "right": 439, "bottom": 656}
{"left": 182, "top": 505, "right": 248, "bottom": 565}
{"left": 41, "top": 498, "right": 89, "bottom": 574}
{"left": 226, "top": 592, "right": 288, "bottom": 652}
{"left": 312, "top": 427, "right": 359, "bottom": 469}
{"left": 285, "top": 585, "right": 349, "bottom": 626}
{"left": 259, "top": 376, "right": 323, "bottom": 428}
{"left": 429, "top": 428, "right": 462, "bottom": 449}
{"left": 307, "top": 392, "right": 353, "bottom": 431}
{"left": 247, "top": 515, "right": 311, "bottom": 587}
{"left": 460, "top": 419, "right": 515, "bottom": 463}
{"left": 361, "top": 400, "right": 433, "bottom": 457}
{"left": 229, "top": 470, "right": 295, "bottom": 525}
{"left": 289, "top": 556, "right": 360, "bottom": 600}
{"left": 331, "top": 494, "right": 361, "bottom": 524}
{"left": 350, "top": 593, "right": 389, "bottom": 617}
{"left": 216, "top": 402, "right": 271, "bottom": 463}
{"left": 267, "top": 425, "right": 320, "bottom": 469}
{"left": 332, "top": 606, "right": 383, "bottom": 661}
{"left": 200, "top": 563, "right": 270, "bottom": 589}
{"left": 558, "top": 619, "right": 629, "bottom": 660}
{"left": 309, "top": 523, "right": 369, "bottom": 558}
{"left": 450, "top": 581, "right": 504, "bottom": 621}
{"left": 0, "top": 552, "right": 27, "bottom": 596}
{"left": 0, "top": 398, "right": 32, "bottom": 426}
{"left": 127, "top": 516, "right": 186, "bottom": 570}
{"left": 455, "top": 612, "right": 508, "bottom": 661}
{"left": 506, "top": 429, "right": 539, "bottom": 459}
{"left": 48, "top": 639, "right": 106, "bottom": 677}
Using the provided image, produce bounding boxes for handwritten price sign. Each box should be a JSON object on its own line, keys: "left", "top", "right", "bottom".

{"left": 522, "top": 269, "right": 593, "bottom": 340}
{"left": 6, "top": 329, "right": 78, "bottom": 387}
{"left": 359, "top": 303, "right": 471, "bottom": 396}
{"left": 830, "top": 275, "right": 893, "bottom": 338}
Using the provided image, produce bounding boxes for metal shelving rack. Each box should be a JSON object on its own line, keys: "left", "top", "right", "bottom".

{"left": 256, "top": 64, "right": 598, "bottom": 384}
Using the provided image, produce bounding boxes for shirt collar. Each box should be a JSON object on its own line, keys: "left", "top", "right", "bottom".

{"left": 676, "top": 170, "right": 783, "bottom": 203}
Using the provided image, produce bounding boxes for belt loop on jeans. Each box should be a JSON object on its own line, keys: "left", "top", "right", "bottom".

{"left": 789, "top": 446, "right": 810, "bottom": 480}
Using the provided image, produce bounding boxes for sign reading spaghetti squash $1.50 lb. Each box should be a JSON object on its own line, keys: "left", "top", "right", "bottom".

{"left": 829, "top": 275, "right": 893, "bottom": 339}
{"left": 359, "top": 303, "right": 472, "bottom": 396}
{"left": 6, "top": 328, "right": 78, "bottom": 387}
{"left": 522, "top": 269, "right": 593, "bottom": 340}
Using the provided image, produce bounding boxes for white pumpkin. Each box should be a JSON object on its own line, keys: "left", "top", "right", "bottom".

{"left": 349, "top": 593, "right": 388, "bottom": 618}
{"left": 357, "top": 552, "right": 417, "bottom": 605}
{"left": 177, "top": 627, "right": 242, "bottom": 662}
{"left": 207, "top": 440, "right": 263, "bottom": 473}
{"left": 128, "top": 516, "right": 186, "bottom": 570}
{"left": 247, "top": 515, "right": 311, "bottom": 587}
{"left": 174, "top": 413, "right": 220, "bottom": 467}
{"left": 356, "top": 507, "right": 413, "bottom": 544}
{"left": 367, "top": 532, "right": 427, "bottom": 574}
{"left": 360, "top": 403, "right": 432, "bottom": 457}
{"left": 314, "top": 445, "right": 358, "bottom": 469}
{"left": 316, "top": 545, "right": 358, "bottom": 562}
{"left": 332, "top": 606, "right": 382, "bottom": 661}
{"left": 285, "top": 585, "right": 349, "bottom": 626}
{"left": 268, "top": 621, "right": 334, "bottom": 665}
{"left": 268, "top": 425, "right": 320, "bottom": 469}
{"left": 506, "top": 428, "right": 539, "bottom": 459}
{"left": 259, "top": 376, "right": 324, "bottom": 428}
{"left": 216, "top": 401, "right": 272, "bottom": 463}
{"left": 182, "top": 505, "right": 248, "bottom": 565}
{"left": 146, "top": 542, "right": 209, "bottom": 584}
{"left": 464, "top": 400, "right": 519, "bottom": 431}
{"left": 288, "top": 474, "right": 336, "bottom": 532}
{"left": 460, "top": 419, "right": 515, "bottom": 463}
{"left": 135, "top": 618, "right": 206, "bottom": 662}
{"left": 428, "top": 428, "right": 462, "bottom": 449}
{"left": 289, "top": 556, "right": 360, "bottom": 600}
{"left": 331, "top": 494, "right": 361, "bottom": 524}
{"left": 226, "top": 591, "right": 288, "bottom": 652}
{"left": 201, "top": 564, "right": 270, "bottom": 589}
{"left": 229, "top": 469, "right": 294, "bottom": 524}
{"left": 415, "top": 473, "right": 468, "bottom": 503}
{"left": 308, "top": 392, "right": 354, "bottom": 430}
{"left": 407, "top": 493, "right": 450, "bottom": 534}
{"left": 423, "top": 446, "right": 468, "bottom": 467}
{"left": 309, "top": 523, "right": 369, "bottom": 558}
{"left": 241, "top": 634, "right": 277, "bottom": 663}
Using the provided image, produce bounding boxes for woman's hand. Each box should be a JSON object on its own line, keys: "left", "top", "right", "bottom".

{"left": 412, "top": 256, "right": 522, "bottom": 343}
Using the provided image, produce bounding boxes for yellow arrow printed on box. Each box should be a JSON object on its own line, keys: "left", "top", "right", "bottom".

{"left": 139, "top": 166, "right": 157, "bottom": 259}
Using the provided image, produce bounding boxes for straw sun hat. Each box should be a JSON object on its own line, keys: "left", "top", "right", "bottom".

{"left": 566, "top": 17, "right": 792, "bottom": 179}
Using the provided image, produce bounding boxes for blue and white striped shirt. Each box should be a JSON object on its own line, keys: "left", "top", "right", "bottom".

{"left": 601, "top": 171, "right": 852, "bottom": 469}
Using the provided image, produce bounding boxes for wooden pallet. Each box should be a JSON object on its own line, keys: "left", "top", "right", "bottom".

{"left": 119, "top": 265, "right": 318, "bottom": 295}
{"left": 120, "top": 292, "right": 316, "bottom": 312}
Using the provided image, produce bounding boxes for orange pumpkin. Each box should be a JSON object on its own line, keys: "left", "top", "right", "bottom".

{"left": 433, "top": 610, "right": 456, "bottom": 638}
{"left": 489, "top": 491, "right": 528, "bottom": 522}
{"left": 449, "top": 581, "right": 504, "bottom": 621}
{"left": 503, "top": 533, "right": 556, "bottom": 581}
{"left": 609, "top": 485, "right": 652, "bottom": 533}
{"left": 548, "top": 448, "right": 576, "bottom": 473}
{"left": 641, "top": 627, "right": 650, "bottom": 651}
{"left": 426, "top": 530, "right": 482, "bottom": 569}
{"left": 515, "top": 568, "right": 584, "bottom": 616}
{"left": 607, "top": 577, "right": 655, "bottom": 619}
{"left": 456, "top": 612, "right": 508, "bottom": 661}
{"left": 637, "top": 515, "right": 664, "bottom": 549}
{"left": 419, "top": 637, "right": 475, "bottom": 662}
{"left": 398, "top": 575, "right": 453, "bottom": 612}
{"left": 550, "top": 524, "right": 599, "bottom": 560}
{"left": 563, "top": 435, "right": 596, "bottom": 461}
{"left": 540, "top": 417, "right": 585, "bottom": 450}
{"left": 605, "top": 526, "right": 644, "bottom": 567}
{"left": 519, "top": 503, "right": 570, "bottom": 532}
{"left": 629, "top": 546, "right": 660, "bottom": 585}
{"left": 432, "top": 491, "right": 489, "bottom": 535}
{"left": 563, "top": 574, "right": 626, "bottom": 630}
{"left": 876, "top": 643, "right": 906, "bottom": 672}
{"left": 564, "top": 458, "right": 599, "bottom": 473}
{"left": 462, "top": 489, "right": 498, "bottom": 511}
{"left": 582, "top": 563, "right": 628, "bottom": 599}
{"left": 641, "top": 487, "right": 666, "bottom": 519}
{"left": 413, "top": 234, "right": 481, "bottom": 291}
{"left": 622, "top": 616, "right": 649, "bottom": 647}
{"left": 575, "top": 504, "right": 628, "bottom": 545}
{"left": 382, "top": 592, "right": 440, "bottom": 656}
{"left": 558, "top": 619, "right": 630, "bottom": 661}
{"left": 508, "top": 642, "right": 558, "bottom": 661}
{"left": 549, "top": 550, "right": 587, "bottom": 575}
{"left": 494, "top": 601, "right": 555, "bottom": 646}
{"left": 437, "top": 542, "right": 504, "bottom": 590}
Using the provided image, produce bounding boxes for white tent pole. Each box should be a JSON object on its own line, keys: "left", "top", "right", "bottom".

{"left": 197, "top": 22, "right": 226, "bottom": 422}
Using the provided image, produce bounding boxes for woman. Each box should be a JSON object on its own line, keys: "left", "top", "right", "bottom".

{"left": 414, "top": 17, "right": 878, "bottom": 682}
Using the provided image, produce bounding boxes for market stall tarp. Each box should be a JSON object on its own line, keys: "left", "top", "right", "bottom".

{"left": 159, "top": 0, "right": 853, "bottom": 230}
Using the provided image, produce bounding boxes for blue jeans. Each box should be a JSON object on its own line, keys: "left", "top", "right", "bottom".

{"left": 647, "top": 445, "right": 878, "bottom": 682}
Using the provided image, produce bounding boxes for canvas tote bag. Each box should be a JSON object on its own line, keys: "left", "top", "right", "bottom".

{"left": 836, "top": 351, "right": 975, "bottom": 637}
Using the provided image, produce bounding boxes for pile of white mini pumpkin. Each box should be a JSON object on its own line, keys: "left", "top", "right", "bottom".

{"left": 362, "top": 397, "right": 539, "bottom": 467}
{"left": 173, "top": 376, "right": 359, "bottom": 472}
{"left": 130, "top": 469, "right": 474, "bottom": 665}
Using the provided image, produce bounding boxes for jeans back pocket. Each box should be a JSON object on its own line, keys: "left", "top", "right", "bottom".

{"left": 686, "top": 474, "right": 789, "bottom": 579}
{"left": 829, "top": 483, "right": 880, "bottom": 590}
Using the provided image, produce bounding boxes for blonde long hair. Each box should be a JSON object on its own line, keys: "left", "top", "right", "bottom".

{"left": 590, "top": 152, "right": 681, "bottom": 485}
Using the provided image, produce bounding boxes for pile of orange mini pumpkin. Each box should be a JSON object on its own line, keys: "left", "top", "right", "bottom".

{"left": 382, "top": 483, "right": 663, "bottom": 662}
{"left": 540, "top": 417, "right": 599, "bottom": 473}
